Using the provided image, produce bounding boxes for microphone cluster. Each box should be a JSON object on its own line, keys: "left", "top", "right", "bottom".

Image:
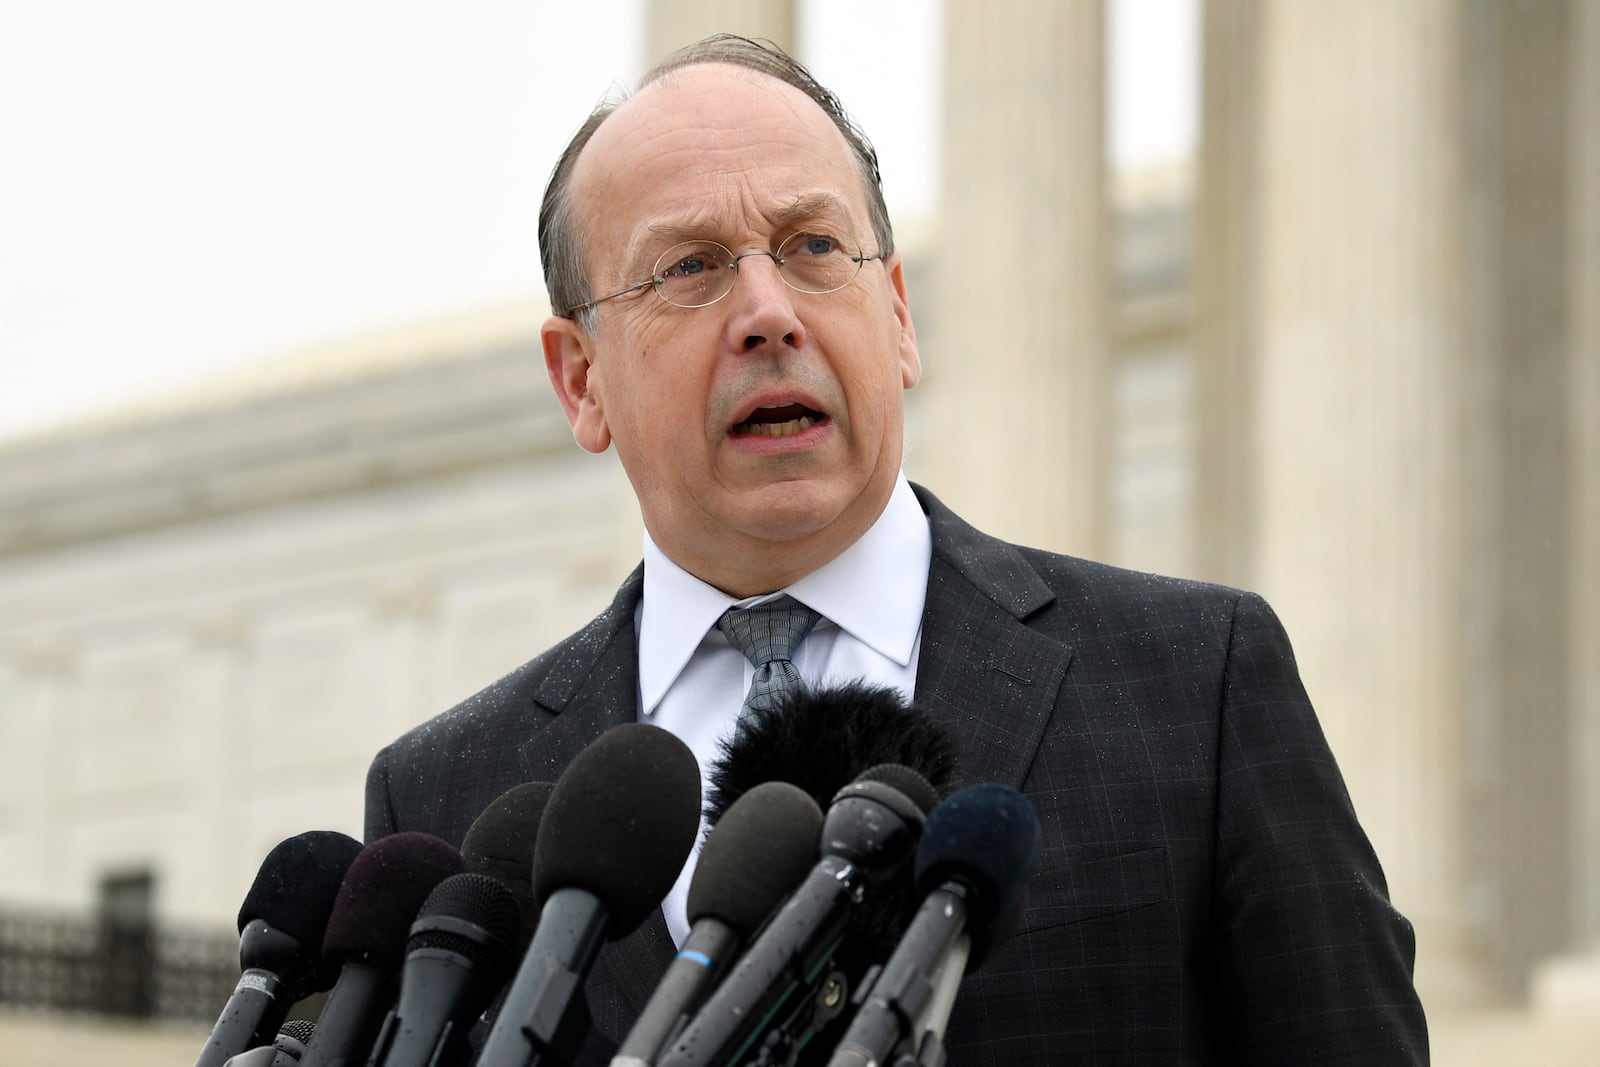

{"left": 197, "top": 690, "right": 1040, "bottom": 1067}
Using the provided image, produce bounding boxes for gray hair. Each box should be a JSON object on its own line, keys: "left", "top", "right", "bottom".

{"left": 538, "top": 34, "right": 896, "bottom": 334}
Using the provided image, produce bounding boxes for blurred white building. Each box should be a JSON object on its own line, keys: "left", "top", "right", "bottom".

{"left": 1, "top": 2, "right": 1597, "bottom": 1064}
{"left": 0, "top": 301, "right": 632, "bottom": 918}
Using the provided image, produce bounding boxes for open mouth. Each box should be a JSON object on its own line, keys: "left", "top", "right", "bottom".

{"left": 731, "top": 402, "right": 826, "bottom": 438}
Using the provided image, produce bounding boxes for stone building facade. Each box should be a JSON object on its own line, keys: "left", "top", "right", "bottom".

{"left": 1, "top": 1, "right": 1596, "bottom": 1062}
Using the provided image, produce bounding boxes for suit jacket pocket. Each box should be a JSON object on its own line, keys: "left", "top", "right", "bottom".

{"left": 944, "top": 844, "right": 1189, "bottom": 1062}
{"left": 1017, "top": 843, "right": 1173, "bottom": 935}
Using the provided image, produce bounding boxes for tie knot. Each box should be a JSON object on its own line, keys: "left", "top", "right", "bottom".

{"left": 717, "top": 595, "right": 821, "bottom": 669}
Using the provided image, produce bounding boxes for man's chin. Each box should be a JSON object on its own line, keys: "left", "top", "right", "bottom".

{"left": 727, "top": 478, "right": 875, "bottom": 547}
{"left": 737, "top": 490, "right": 838, "bottom": 543}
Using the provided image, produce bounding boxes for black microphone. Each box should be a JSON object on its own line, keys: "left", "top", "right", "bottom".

{"left": 461, "top": 781, "right": 559, "bottom": 1056}
{"left": 462, "top": 780, "right": 556, "bottom": 953}
{"left": 368, "top": 872, "right": 522, "bottom": 1067}
{"left": 613, "top": 781, "right": 824, "bottom": 1067}
{"left": 271, "top": 1018, "right": 316, "bottom": 1065}
{"left": 218, "top": 1018, "right": 318, "bottom": 1067}
{"left": 705, "top": 683, "right": 956, "bottom": 826}
{"left": 706, "top": 684, "right": 957, "bottom": 989}
{"left": 195, "top": 830, "right": 363, "bottom": 1067}
{"left": 476, "top": 723, "right": 701, "bottom": 1067}
{"left": 221, "top": 1051, "right": 275, "bottom": 1067}
{"left": 826, "top": 784, "right": 1041, "bottom": 1067}
{"left": 656, "top": 765, "right": 937, "bottom": 1067}
{"left": 299, "top": 832, "right": 466, "bottom": 1067}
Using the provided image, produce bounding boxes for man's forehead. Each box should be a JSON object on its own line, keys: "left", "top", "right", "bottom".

{"left": 619, "top": 61, "right": 821, "bottom": 134}
{"left": 643, "top": 59, "right": 788, "bottom": 100}
{"left": 569, "top": 63, "right": 860, "bottom": 230}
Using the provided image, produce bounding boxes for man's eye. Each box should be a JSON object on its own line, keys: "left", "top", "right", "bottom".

{"left": 674, "top": 256, "right": 710, "bottom": 276}
{"left": 796, "top": 234, "right": 836, "bottom": 256}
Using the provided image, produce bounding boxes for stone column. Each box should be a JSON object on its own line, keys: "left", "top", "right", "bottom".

{"left": 1572, "top": 0, "right": 1600, "bottom": 961}
{"left": 1215, "top": 0, "right": 1591, "bottom": 1003}
{"left": 1192, "top": 0, "right": 1260, "bottom": 588}
{"left": 918, "top": 0, "right": 1110, "bottom": 556}
{"left": 1456, "top": 0, "right": 1580, "bottom": 996}
{"left": 1531, "top": 0, "right": 1600, "bottom": 1008}
{"left": 646, "top": 0, "right": 796, "bottom": 66}
{"left": 1221, "top": 0, "right": 1485, "bottom": 1004}
{"left": 1531, "top": 0, "right": 1600, "bottom": 1011}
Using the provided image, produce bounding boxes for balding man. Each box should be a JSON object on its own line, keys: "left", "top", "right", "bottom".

{"left": 366, "top": 35, "right": 1428, "bottom": 1065}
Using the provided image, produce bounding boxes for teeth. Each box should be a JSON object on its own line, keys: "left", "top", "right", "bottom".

{"left": 743, "top": 415, "right": 816, "bottom": 437}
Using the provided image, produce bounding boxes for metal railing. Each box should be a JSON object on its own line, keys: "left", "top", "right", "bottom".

{"left": 0, "top": 908, "right": 237, "bottom": 1022}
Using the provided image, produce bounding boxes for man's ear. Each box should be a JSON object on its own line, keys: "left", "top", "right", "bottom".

{"left": 884, "top": 255, "right": 922, "bottom": 389}
{"left": 542, "top": 316, "right": 611, "bottom": 454}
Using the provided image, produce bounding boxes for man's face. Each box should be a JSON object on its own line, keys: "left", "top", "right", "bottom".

{"left": 542, "top": 64, "right": 921, "bottom": 595}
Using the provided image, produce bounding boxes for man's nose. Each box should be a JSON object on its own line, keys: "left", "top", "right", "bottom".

{"left": 725, "top": 253, "right": 804, "bottom": 352}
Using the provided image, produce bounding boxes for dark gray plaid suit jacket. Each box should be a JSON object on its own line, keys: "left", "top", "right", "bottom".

{"left": 365, "top": 484, "right": 1428, "bottom": 1064}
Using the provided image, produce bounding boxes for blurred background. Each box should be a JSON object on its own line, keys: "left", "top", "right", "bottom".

{"left": 1, "top": 0, "right": 1595, "bottom": 1062}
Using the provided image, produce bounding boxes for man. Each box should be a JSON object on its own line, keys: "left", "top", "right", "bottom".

{"left": 365, "top": 35, "right": 1428, "bottom": 1064}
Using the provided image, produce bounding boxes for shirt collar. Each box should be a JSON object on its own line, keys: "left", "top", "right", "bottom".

{"left": 638, "top": 474, "right": 931, "bottom": 715}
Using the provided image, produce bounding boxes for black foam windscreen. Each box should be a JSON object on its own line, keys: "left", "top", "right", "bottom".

{"left": 409, "top": 872, "right": 522, "bottom": 965}
{"left": 237, "top": 830, "right": 364, "bottom": 945}
{"left": 461, "top": 781, "right": 554, "bottom": 948}
{"left": 688, "top": 780, "right": 823, "bottom": 935}
{"left": 321, "top": 832, "right": 466, "bottom": 970}
{"left": 848, "top": 763, "right": 939, "bottom": 818}
{"left": 914, "top": 783, "right": 1041, "bottom": 968}
{"left": 811, "top": 762, "right": 941, "bottom": 1006}
{"left": 532, "top": 723, "right": 701, "bottom": 939}
{"left": 704, "top": 682, "right": 956, "bottom": 826}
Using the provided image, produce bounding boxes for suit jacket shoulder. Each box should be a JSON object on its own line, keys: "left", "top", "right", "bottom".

{"left": 912, "top": 484, "right": 1426, "bottom": 1064}
{"left": 364, "top": 484, "right": 1427, "bottom": 1064}
{"left": 912, "top": 482, "right": 1258, "bottom": 788}
{"left": 364, "top": 566, "right": 645, "bottom": 846}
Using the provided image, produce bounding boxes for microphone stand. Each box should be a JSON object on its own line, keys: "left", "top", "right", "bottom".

{"left": 889, "top": 934, "right": 969, "bottom": 1067}
{"left": 743, "top": 965, "right": 851, "bottom": 1067}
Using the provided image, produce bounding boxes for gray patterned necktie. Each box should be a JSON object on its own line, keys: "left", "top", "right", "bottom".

{"left": 717, "top": 595, "right": 822, "bottom": 720}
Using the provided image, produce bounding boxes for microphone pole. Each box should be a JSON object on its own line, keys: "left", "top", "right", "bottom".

{"left": 195, "top": 831, "right": 362, "bottom": 1067}
{"left": 612, "top": 781, "right": 823, "bottom": 1067}
{"left": 299, "top": 833, "right": 466, "bottom": 1067}
{"left": 218, "top": 1019, "right": 317, "bottom": 1067}
{"left": 825, "top": 884, "right": 970, "bottom": 1067}
{"left": 905, "top": 930, "right": 969, "bottom": 1062}
{"left": 463, "top": 781, "right": 556, "bottom": 955}
{"left": 825, "top": 784, "right": 1041, "bottom": 1067}
{"left": 656, "top": 766, "right": 937, "bottom": 1067}
{"left": 476, "top": 724, "right": 701, "bottom": 1067}
{"left": 367, "top": 873, "right": 521, "bottom": 1067}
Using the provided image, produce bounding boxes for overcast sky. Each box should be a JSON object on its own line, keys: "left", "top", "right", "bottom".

{"left": 0, "top": 0, "right": 1195, "bottom": 443}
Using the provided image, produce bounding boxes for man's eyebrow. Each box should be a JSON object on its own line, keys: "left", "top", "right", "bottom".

{"left": 642, "top": 220, "right": 715, "bottom": 244}
{"left": 637, "top": 192, "right": 856, "bottom": 251}
{"left": 767, "top": 192, "right": 852, "bottom": 228}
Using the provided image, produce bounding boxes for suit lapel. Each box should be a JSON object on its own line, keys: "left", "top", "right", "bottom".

{"left": 516, "top": 566, "right": 644, "bottom": 783}
{"left": 511, "top": 565, "right": 678, "bottom": 1015}
{"left": 519, "top": 489, "right": 1077, "bottom": 1019}
{"left": 912, "top": 485, "right": 1074, "bottom": 790}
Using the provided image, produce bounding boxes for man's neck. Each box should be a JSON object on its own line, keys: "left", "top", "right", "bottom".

{"left": 649, "top": 508, "right": 886, "bottom": 599}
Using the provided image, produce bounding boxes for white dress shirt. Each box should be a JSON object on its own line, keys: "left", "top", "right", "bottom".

{"left": 636, "top": 474, "right": 933, "bottom": 945}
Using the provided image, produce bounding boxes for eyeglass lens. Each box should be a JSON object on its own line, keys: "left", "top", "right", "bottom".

{"left": 652, "top": 232, "right": 862, "bottom": 308}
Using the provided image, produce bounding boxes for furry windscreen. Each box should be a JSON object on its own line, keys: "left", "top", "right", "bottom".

{"left": 702, "top": 683, "right": 961, "bottom": 1066}
{"left": 703, "top": 680, "right": 958, "bottom": 827}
